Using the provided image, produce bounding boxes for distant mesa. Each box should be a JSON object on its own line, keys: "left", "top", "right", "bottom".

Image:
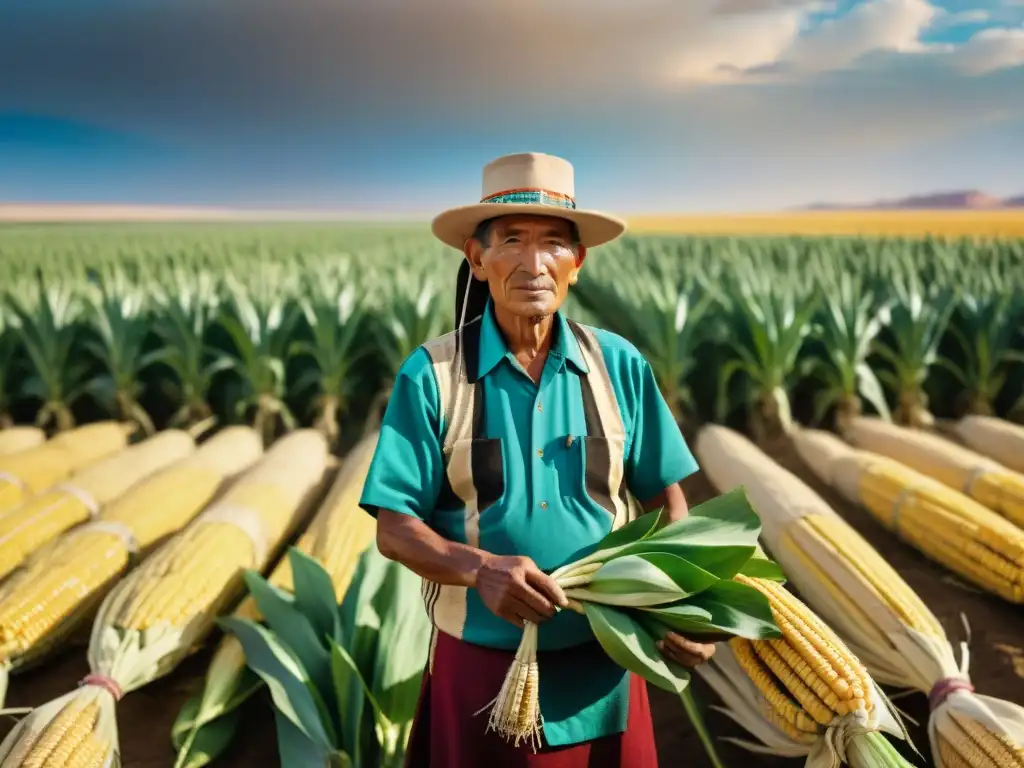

{"left": 803, "top": 190, "right": 1024, "bottom": 211}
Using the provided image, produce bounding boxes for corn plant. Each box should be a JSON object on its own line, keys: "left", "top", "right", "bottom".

{"left": 715, "top": 260, "right": 819, "bottom": 444}
{"left": 220, "top": 546, "right": 431, "bottom": 768}
{"left": 363, "top": 265, "right": 452, "bottom": 431}
{"left": 80, "top": 265, "right": 158, "bottom": 435}
{"left": 937, "top": 281, "right": 1024, "bottom": 418}
{"left": 288, "top": 260, "right": 370, "bottom": 449}
{"left": 217, "top": 264, "right": 302, "bottom": 445}
{"left": 147, "top": 268, "right": 234, "bottom": 429}
{"left": 574, "top": 251, "right": 716, "bottom": 426}
{"left": 802, "top": 263, "right": 893, "bottom": 431}
{"left": 872, "top": 270, "right": 955, "bottom": 428}
{"left": 4, "top": 272, "right": 90, "bottom": 432}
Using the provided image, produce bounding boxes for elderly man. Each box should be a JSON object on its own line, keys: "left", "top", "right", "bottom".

{"left": 359, "top": 152, "right": 713, "bottom": 767}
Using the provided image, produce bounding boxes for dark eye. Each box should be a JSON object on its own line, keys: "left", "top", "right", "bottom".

{"left": 504, "top": 236, "right": 520, "bottom": 244}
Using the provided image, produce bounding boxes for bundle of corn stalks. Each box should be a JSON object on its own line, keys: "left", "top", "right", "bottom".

{"left": 0, "top": 426, "right": 263, "bottom": 707}
{"left": 843, "top": 417, "right": 1024, "bottom": 528}
{"left": 697, "top": 425, "right": 1024, "bottom": 768}
{"left": 484, "top": 491, "right": 790, "bottom": 750}
{"left": 797, "top": 423, "right": 1023, "bottom": 605}
{"left": 0, "top": 430, "right": 330, "bottom": 768}
{"left": 953, "top": 416, "right": 1024, "bottom": 476}
{"left": 0, "top": 429, "right": 197, "bottom": 582}
{"left": 0, "top": 421, "right": 132, "bottom": 515}
{"left": 0, "top": 429, "right": 45, "bottom": 458}
{"left": 171, "top": 431, "right": 380, "bottom": 768}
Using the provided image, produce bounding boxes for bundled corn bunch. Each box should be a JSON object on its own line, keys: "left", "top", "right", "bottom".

{"left": 844, "top": 417, "right": 1024, "bottom": 528}
{"left": 697, "top": 424, "right": 1024, "bottom": 768}
{"left": 0, "top": 421, "right": 132, "bottom": 515}
{"left": 171, "top": 431, "right": 380, "bottom": 768}
{"left": 694, "top": 577, "right": 916, "bottom": 768}
{"left": 484, "top": 490, "right": 788, "bottom": 749}
{"left": 0, "top": 430, "right": 330, "bottom": 768}
{"left": 0, "top": 429, "right": 197, "bottom": 582}
{"left": 0, "top": 426, "right": 263, "bottom": 707}
{"left": 0, "top": 428, "right": 45, "bottom": 458}
{"left": 801, "top": 421, "right": 1023, "bottom": 605}
{"left": 954, "top": 416, "right": 1024, "bottom": 474}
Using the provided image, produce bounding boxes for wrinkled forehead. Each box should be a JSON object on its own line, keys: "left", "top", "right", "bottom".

{"left": 490, "top": 214, "right": 576, "bottom": 240}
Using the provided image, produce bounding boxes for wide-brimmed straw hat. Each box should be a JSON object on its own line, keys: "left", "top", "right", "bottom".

{"left": 431, "top": 152, "right": 627, "bottom": 251}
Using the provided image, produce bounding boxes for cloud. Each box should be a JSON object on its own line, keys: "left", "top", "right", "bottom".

{"left": 950, "top": 25, "right": 1024, "bottom": 73}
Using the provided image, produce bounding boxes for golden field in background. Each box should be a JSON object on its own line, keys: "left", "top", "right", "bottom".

{"left": 627, "top": 209, "right": 1024, "bottom": 238}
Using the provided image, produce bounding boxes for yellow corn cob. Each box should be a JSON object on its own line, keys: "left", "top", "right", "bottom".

{"left": 850, "top": 454, "right": 1022, "bottom": 603}
{"left": 0, "top": 427, "right": 46, "bottom": 457}
{"left": 938, "top": 712, "right": 1024, "bottom": 768}
{"left": 0, "top": 421, "right": 132, "bottom": 514}
{"left": 0, "top": 431, "right": 330, "bottom": 768}
{"left": 106, "top": 428, "right": 329, "bottom": 639}
{"left": 955, "top": 416, "right": 1024, "bottom": 475}
{"left": 0, "top": 427, "right": 262, "bottom": 703}
{"left": 0, "top": 687, "right": 113, "bottom": 768}
{"left": 0, "top": 429, "right": 196, "bottom": 580}
{"left": 845, "top": 416, "right": 1024, "bottom": 528}
{"left": 699, "top": 574, "right": 913, "bottom": 763}
{"left": 171, "top": 432, "right": 378, "bottom": 768}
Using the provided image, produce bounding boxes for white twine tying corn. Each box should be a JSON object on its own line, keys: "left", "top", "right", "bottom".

{"left": 476, "top": 489, "right": 789, "bottom": 751}
{"left": 49, "top": 483, "right": 101, "bottom": 517}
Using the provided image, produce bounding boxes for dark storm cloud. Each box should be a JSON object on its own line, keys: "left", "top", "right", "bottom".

{"left": 0, "top": 0, "right": 735, "bottom": 144}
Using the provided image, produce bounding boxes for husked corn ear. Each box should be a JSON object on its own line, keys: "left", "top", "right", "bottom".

{"left": 853, "top": 456, "right": 1024, "bottom": 603}
{"left": 955, "top": 416, "right": 1024, "bottom": 475}
{"left": 0, "top": 421, "right": 132, "bottom": 514}
{"left": 731, "top": 575, "right": 875, "bottom": 730}
{"left": 108, "top": 429, "right": 328, "bottom": 632}
{"left": 938, "top": 712, "right": 1024, "bottom": 768}
{"left": 845, "top": 416, "right": 1024, "bottom": 528}
{"left": 16, "top": 695, "right": 110, "bottom": 768}
{"left": 0, "top": 430, "right": 196, "bottom": 580}
{"left": 115, "top": 521, "right": 257, "bottom": 630}
{"left": 0, "top": 427, "right": 45, "bottom": 457}
{"left": 790, "top": 514, "right": 945, "bottom": 638}
{"left": 0, "top": 427, "right": 262, "bottom": 679}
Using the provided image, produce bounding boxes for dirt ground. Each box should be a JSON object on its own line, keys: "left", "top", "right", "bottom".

{"left": 4, "top": 436, "right": 1023, "bottom": 767}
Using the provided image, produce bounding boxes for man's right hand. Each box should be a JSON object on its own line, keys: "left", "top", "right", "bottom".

{"left": 475, "top": 555, "right": 569, "bottom": 628}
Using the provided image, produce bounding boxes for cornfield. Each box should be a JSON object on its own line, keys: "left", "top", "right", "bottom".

{"left": 1, "top": 223, "right": 1023, "bottom": 767}
{"left": 1, "top": 225, "right": 1021, "bottom": 446}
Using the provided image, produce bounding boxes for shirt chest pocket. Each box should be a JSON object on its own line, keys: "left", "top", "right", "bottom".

{"left": 445, "top": 437, "right": 506, "bottom": 514}
{"left": 559, "top": 434, "right": 628, "bottom": 521}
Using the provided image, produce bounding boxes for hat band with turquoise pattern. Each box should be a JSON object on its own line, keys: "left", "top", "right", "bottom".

{"left": 480, "top": 187, "right": 577, "bottom": 211}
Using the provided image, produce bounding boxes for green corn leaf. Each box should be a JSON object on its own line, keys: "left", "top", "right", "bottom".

{"left": 594, "top": 507, "right": 664, "bottom": 550}
{"left": 738, "top": 551, "right": 787, "bottom": 582}
{"left": 583, "top": 602, "right": 690, "bottom": 694}
{"left": 628, "top": 489, "right": 763, "bottom": 551}
{"left": 170, "top": 696, "right": 247, "bottom": 768}
{"left": 242, "top": 569, "right": 336, "bottom": 709}
{"left": 684, "top": 580, "right": 782, "bottom": 639}
{"left": 369, "top": 561, "right": 431, "bottom": 728}
{"left": 217, "top": 616, "right": 337, "bottom": 752}
{"left": 274, "top": 707, "right": 337, "bottom": 768}
{"left": 289, "top": 548, "right": 344, "bottom": 645}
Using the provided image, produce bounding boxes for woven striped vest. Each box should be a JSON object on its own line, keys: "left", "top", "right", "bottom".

{"left": 418, "top": 316, "right": 643, "bottom": 645}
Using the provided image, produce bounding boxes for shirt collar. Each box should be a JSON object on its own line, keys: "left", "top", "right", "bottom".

{"left": 475, "top": 298, "right": 590, "bottom": 381}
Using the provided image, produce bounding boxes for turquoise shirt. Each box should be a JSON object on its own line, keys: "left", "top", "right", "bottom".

{"left": 359, "top": 299, "right": 699, "bottom": 745}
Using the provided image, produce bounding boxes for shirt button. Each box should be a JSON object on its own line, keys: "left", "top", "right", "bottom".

{"left": 537, "top": 402, "right": 543, "bottom": 412}
{"left": 540, "top": 501, "right": 548, "bottom": 509}
{"left": 537, "top": 449, "right": 543, "bottom": 458}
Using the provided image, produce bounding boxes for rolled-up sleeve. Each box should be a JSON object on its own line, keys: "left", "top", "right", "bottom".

{"left": 359, "top": 348, "right": 444, "bottom": 522}
{"left": 624, "top": 358, "right": 699, "bottom": 503}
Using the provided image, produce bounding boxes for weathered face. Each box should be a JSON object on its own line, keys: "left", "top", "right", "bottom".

{"left": 464, "top": 214, "right": 584, "bottom": 319}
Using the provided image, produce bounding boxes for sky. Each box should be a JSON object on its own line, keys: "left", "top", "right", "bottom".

{"left": 0, "top": 0, "right": 1022, "bottom": 214}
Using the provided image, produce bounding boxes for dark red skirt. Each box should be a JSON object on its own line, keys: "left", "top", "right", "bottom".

{"left": 404, "top": 630, "right": 659, "bottom": 768}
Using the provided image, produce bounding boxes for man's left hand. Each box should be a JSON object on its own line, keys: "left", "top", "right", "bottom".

{"left": 657, "top": 632, "right": 717, "bottom": 667}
